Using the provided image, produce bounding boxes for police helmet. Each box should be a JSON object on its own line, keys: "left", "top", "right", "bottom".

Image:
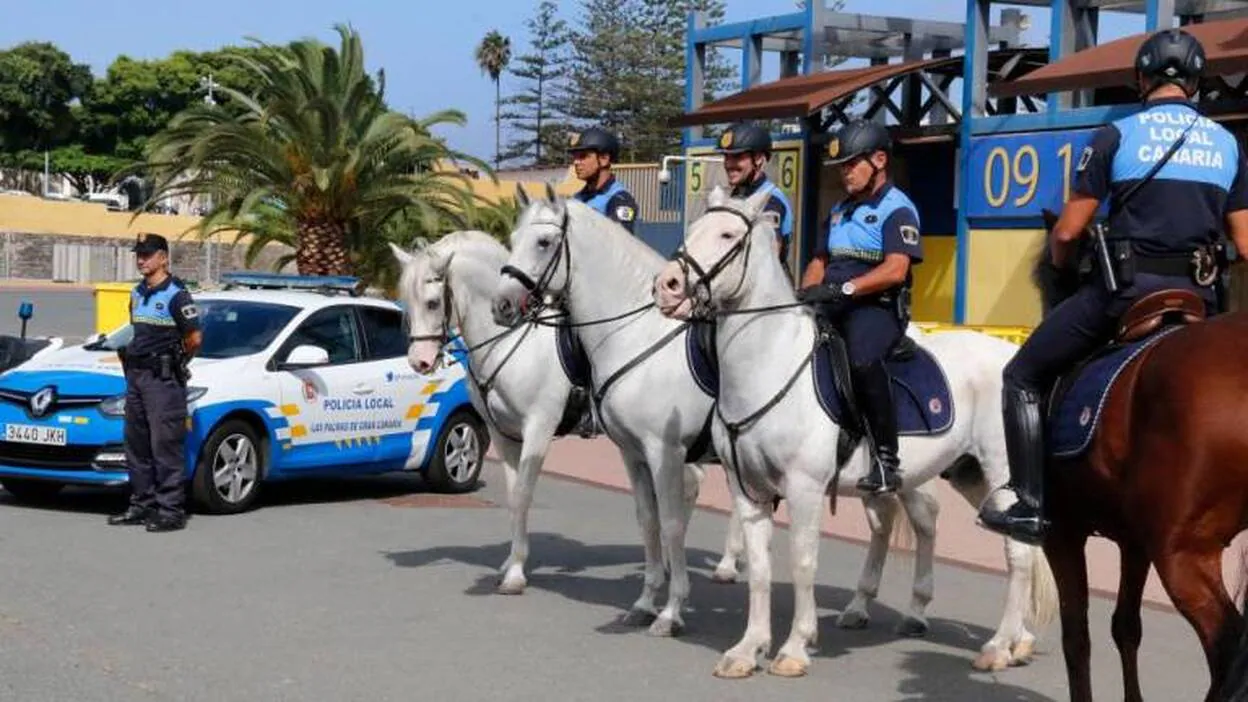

{"left": 568, "top": 127, "right": 620, "bottom": 161}
{"left": 1135, "top": 28, "right": 1206, "bottom": 94}
{"left": 716, "top": 122, "right": 772, "bottom": 157}
{"left": 826, "top": 120, "right": 892, "bottom": 165}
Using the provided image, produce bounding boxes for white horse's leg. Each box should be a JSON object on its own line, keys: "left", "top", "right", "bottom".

{"left": 649, "top": 452, "right": 695, "bottom": 636}
{"left": 713, "top": 467, "right": 745, "bottom": 583}
{"left": 837, "top": 493, "right": 899, "bottom": 630}
{"left": 769, "top": 473, "right": 826, "bottom": 677}
{"left": 622, "top": 457, "right": 666, "bottom": 624}
{"left": 497, "top": 427, "right": 551, "bottom": 595}
{"left": 713, "top": 483, "right": 775, "bottom": 679}
{"left": 895, "top": 484, "right": 940, "bottom": 637}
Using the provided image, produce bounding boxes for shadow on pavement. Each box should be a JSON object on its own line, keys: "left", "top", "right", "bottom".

{"left": 894, "top": 649, "right": 1059, "bottom": 701}
{"left": 385, "top": 531, "right": 1000, "bottom": 668}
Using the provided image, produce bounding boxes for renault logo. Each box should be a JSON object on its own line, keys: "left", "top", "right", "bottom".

{"left": 29, "top": 387, "right": 56, "bottom": 418}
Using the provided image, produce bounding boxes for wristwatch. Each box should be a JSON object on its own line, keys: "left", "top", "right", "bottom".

{"left": 840, "top": 281, "right": 856, "bottom": 297}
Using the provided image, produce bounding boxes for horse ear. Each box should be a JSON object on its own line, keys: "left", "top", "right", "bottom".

{"left": 428, "top": 247, "right": 454, "bottom": 278}
{"left": 707, "top": 185, "right": 727, "bottom": 208}
{"left": 743, "top": 185, "right": 772, "bottom": 217}
{"left": 544, "top": 181, "right": 558, "bottom": 203}
{"left": 411, "top": 237, "right": 432, "bottom": 252}
{"left": 515, "top": 184, "right": 531, "bottom": 208}
{"left": 1041, "top": 208, "right": 1059, "bottom": 233}
{"left": 388, "top": 241, "right": 415, "bottom": 266}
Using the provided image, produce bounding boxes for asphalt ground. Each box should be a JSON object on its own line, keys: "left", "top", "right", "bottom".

{"left": 0, "top": 460, "right": 1211, "bottom": 702}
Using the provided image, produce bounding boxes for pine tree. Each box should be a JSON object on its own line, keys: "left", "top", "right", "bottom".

{"left": 499, "top": 1, "right": 571, "bottom": 167}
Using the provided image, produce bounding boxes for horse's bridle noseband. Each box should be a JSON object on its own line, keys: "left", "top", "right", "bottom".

{"left": 669, "top": 205, "right": 757, "bottom": 318}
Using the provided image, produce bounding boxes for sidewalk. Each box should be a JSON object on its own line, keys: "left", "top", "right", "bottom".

{"left": 498, "top": 436, "right": 1248, "bottom": 611}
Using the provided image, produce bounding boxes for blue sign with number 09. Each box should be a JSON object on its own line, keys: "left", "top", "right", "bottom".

{"left": 965, "top": 128, "right": 1101, "bottom": 220}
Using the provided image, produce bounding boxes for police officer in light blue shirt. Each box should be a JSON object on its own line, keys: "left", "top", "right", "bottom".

{"left": 797, "top": 119, "right": 923, "bottom": 496}
{"left": 108, "top": 233, "right": 202, "bottom": 532}
{"left": 978, "top": 29, "right": 1248, "bottom": 545}
{"left": 568, "top": 127, "right": 640, "bottom": 234}
{"left": 715, "top": 122, "right": 794, "bottom": 273}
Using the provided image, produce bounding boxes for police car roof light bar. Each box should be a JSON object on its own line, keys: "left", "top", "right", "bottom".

{"left": 219, "top": 271, "right": 364, "bottom": 296}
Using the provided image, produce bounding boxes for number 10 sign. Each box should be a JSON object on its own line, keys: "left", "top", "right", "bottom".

{"left": 964, "top": 127, "right": 1099, "bottom": 220}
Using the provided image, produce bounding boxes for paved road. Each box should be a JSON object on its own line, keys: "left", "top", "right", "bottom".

{"left": 0, "top": 463, "right": 1210, "bottom": 702}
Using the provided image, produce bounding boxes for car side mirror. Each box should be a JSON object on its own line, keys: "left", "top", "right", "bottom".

{"left": 279, "top": 344, "right": 330, "bottom": 369}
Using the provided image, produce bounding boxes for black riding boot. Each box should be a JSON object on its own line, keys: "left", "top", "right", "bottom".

{"left": 853, "top": 360, "right": 902, "bottom": 495}
{"left": 569, "top": 386, "right": 599, "bottom": 438}
{"left": 977, "top": 386, "right": 1050, "bottom": 545}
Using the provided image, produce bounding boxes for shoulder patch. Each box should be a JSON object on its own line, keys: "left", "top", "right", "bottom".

{"left": 182, "top": 304, "right": 199, "bottom": 320}
{"left": 900, "top": 225, "right": 920, "bottom": 246}
{"left": 1076, "top": 145, "right": 1094, "bottom": 172}
{"left": 615, "top": 205, "right": 636, "bottom": 222}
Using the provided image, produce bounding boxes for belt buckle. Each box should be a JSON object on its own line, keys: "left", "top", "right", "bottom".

{"left": 1191, "top": 248, "right": 1217, "bottom": 286}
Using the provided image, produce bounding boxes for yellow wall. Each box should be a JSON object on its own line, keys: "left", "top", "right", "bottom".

{"left": 965, "top": 228, "right": 1045, "bottom": 326}
{"left": 911, "top": 235, "right": 957, "bottom": 323}
{"left": 0, "top": 194, "right": 240, "bottom": 242}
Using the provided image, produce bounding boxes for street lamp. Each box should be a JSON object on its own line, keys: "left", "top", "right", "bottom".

{"left": 658, "top": 154, "right": 723, "bottom": 185}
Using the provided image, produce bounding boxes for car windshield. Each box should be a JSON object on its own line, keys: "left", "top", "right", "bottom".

{"left": 86, "top": 300, "right": 301, "bottom": 359}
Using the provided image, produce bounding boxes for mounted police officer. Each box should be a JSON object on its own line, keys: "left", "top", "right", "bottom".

{"left": 977, "top": 28, "right": 1248, "bottom": 545}
{"left": 796, "top": 119, "right": 923, "bottom": 496}
{"left": 716, "top": 121, "right": 795, "bottom": 273}
{"left": 568, "top": 126, "right": 640, "bottom": 234}
{"left": 108, "top": 233, "right": 202, "bottom": 532}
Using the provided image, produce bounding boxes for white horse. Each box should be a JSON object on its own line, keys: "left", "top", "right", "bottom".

{"left": 652, "top": 185, "right": 1056, "bottom": 678}
{"left": 391, "top": 229, "right": 578, "bottom": 595}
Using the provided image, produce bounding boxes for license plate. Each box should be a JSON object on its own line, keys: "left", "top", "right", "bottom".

{"left": 4, "top": 424, "right": 67, "bottom": 446}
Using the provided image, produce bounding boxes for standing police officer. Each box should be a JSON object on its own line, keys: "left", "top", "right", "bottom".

{"left": 568, "top": 127, "right": 640, "bottom": 234}
{"left": 796, "top": 120, "right": 923, "bottom": 496}
{"left": 716, "top": 121, "right": 795, "bottom": 273}
{"left": 108, "top": 233, "right": 202, "bottom": 532}
{"left": 978, "top": 28, "right": 1248, "bottom": 545}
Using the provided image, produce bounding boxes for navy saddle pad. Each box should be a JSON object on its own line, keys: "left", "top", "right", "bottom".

{"left": 812, "top": 336, "right": 955, "bottom": 436}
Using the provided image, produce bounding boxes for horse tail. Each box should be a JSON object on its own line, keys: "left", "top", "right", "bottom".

{"left": 888, "top": 501, "right": 915, "bottom": 552}
{"left": 1026, "top": 544, "right": 1059, "bottom": 633}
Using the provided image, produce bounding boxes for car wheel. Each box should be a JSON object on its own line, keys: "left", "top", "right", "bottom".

{"left": 425, "top": 409, "right": 488, "bottom": 494}
{"left": 1, "top": 478, "right": 64, "bottom": 503}
{"left": 191, "top": 419, "right": 264, "bottom": 514}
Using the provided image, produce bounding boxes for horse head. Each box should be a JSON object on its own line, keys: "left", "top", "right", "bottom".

{"left": 654, "top": 185, "right": 779, "bottom": 319}
{"left": 492, "top": 187, "right": 569, "bottom": 327}
{"left": 390, "top": 239, "right": 453, "bottom": 373}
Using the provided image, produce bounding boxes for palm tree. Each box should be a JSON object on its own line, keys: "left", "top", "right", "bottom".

{"left": 128, "top": 24, "right": 491, "bottom": 278}
{"left": 474, "top": 30, "right": 511, "bottom": 171}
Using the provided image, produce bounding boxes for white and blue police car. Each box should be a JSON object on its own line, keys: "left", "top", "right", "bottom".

{"left": 0, "top": 273, "right": 487, "bottom": 514}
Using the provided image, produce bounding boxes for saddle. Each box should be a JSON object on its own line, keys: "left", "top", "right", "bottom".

{"left": 1047, "top": 288, "right": 1206, "bottom": 458}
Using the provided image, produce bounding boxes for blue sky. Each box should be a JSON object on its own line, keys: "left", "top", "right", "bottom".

{"left": 2, "top": 0, "right": 1150, "bottom": 162}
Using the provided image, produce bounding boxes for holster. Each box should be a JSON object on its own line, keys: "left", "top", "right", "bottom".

{"left": 1086, "top": 234, "right": 1222, "bottom": 292}
{"left": 876, "top": 287, "right": 912, "bottom": 327}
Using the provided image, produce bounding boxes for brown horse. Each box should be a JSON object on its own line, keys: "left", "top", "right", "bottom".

{"left": 1032, "top": 209, "right": 1248, "bottom": 702}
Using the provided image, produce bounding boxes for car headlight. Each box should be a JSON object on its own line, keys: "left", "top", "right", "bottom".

{"left": 98, "top": 386, "right": 208, "bottom": 417}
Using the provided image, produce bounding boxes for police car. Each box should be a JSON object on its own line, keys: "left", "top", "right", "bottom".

{"left": 0, "top": 273, "right": 486, "bottom": 514}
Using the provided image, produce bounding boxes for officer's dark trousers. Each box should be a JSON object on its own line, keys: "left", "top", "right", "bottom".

{"left": 124, "top": 366, "right": 188, "bottom": 517}
{"left": 823, "top": 301, "right": 903, "bottom": 460}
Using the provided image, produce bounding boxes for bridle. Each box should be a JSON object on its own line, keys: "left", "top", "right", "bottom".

{"left": 668, "top": 205, "right": 756, "bottom": 320}
{"left": 499, "top": 207, "right": 572, "bottom": 321}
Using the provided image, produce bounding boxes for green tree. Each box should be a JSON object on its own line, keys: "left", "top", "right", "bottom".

{"left": 474, "top": 30, "right": 512, "bottom": 171}
{"left": 500, "top": 1, "right": 570, "bottom": 167}
{"left": 131, "top": 24, "right": 490, "bottom": 279}
{"left": 0, "top": 42, "right": 93, "bottom": 152}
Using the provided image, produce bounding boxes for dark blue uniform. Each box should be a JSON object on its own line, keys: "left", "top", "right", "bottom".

{"left": 817, "top": 182, "right": 923, "bottom": 366}
{"left": 732, "top": 174, "right": 794, "bottom": 267}
{"left": 575, "top": 176, "right": 639, "bottom": 234}
{"left": 1004, "top": 97, "right": 1248, "bottom": 393}
{"left": 123, "top": 275, "right": 199, "bottom": 519}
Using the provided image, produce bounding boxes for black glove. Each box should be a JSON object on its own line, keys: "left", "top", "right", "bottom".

{"left": 796, "top": 284, "right": 845, "bottom": 306}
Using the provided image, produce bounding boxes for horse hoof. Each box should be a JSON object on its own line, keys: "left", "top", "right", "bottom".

{"left": 712, "top": 656, "right": 757, "bottom": 679}
{"left": 623, "top": 608, "right": 658, "bottom": 627}
{"left": 711, "top": 568, "right": 738, "bottom": 584}
{"left": 971, "top": 648, "right": 1010, "bottom": 672}
{"left": 895, "top": 617, "right": 929, "bottom": 638}
{"left": 1010, "top": 639, "right": 1035, "bottom": 666}
{"left": 647, "top": 616, "right": 683, "bottom": 638}
{"left": 767, "top": 655, "right": 809, "bottom": 678}
{"left": 497, "top": 576, "right": 526, "bottom": 596}
{"left": 837, "top": 610, "right": 870, "bottom": 629}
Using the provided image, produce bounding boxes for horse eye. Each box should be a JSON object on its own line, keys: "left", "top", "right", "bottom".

{"left": 425, "top": 299, "right": 439, "bottom": 311}
{"left": 721, "top": 231, "right": 734, "bottom": 240}
{"left": 537, "top": 237, "right": 552, "bottom": 249}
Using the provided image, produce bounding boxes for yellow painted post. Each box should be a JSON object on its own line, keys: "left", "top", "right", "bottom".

{"left": 93, "top": 283, "right": 133, "bottom": 334}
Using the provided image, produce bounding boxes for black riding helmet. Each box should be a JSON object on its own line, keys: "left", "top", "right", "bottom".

{"left": 716, "top": 122, "right": 772, "bottom": 157}
{"left": 1135, "top": 28, "right": 1206, "bottom": 97}
{"left": 826, "top": 120, "right": 892, "bottom": 165}
{"left": 568, "top": 127, "right": 620, "bottom": 161}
